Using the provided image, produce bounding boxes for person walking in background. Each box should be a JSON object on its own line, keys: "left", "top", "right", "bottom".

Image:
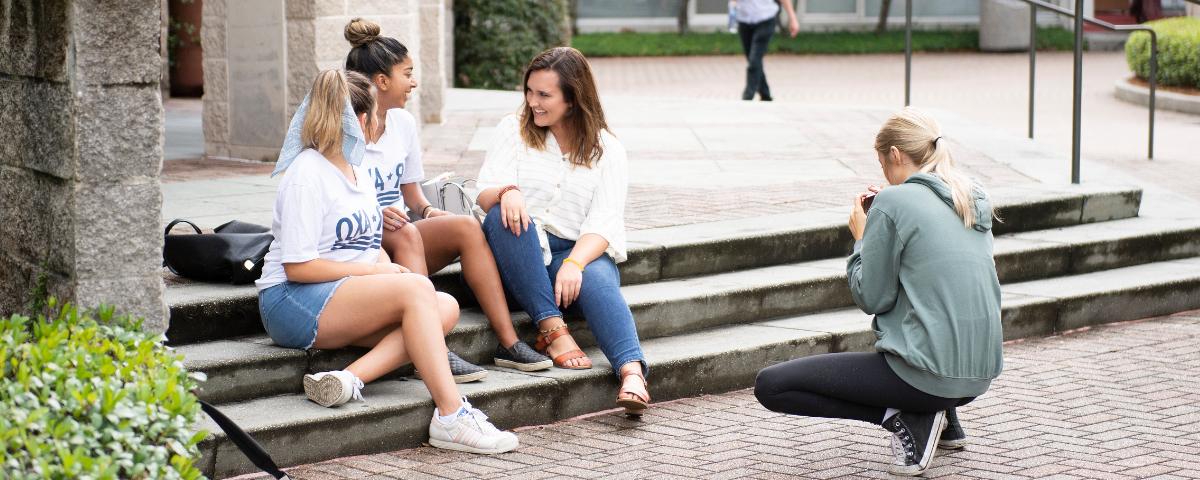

{"left": 735, "top": 0, "right": 799, "bottom": 101}
{"left": 754, "top": 107, "right": 1003, "bottom": 476}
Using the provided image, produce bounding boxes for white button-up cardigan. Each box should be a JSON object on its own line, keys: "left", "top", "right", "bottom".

{"left": 477, "top": 114, "right": 628, "bottom": 265}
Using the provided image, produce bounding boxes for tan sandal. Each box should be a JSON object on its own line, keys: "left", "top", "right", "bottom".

{"left": 535, "top": 325, "right": 592, "bottom": 370}
{"left": 616, "top": 372, "right": 650, "bottom": 416}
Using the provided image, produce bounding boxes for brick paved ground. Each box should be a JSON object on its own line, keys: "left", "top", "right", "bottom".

{"left": 233, "top": 310, "right": 1200, "bottom": 480}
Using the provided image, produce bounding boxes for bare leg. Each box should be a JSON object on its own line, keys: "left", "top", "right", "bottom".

{"left": 383, "top": 222, "right": 428, "bottom": 274}
{"left": 316, "top": 273, "right": 462, "bottom": 414}
{"left": 414, "top": 215, "right": 520, "bottom": 348}
{"left": 350, "top": 292, "right": 461, "bottom": 349}
{"left": 536, "top": 316, "right": 592, "bottom": 369}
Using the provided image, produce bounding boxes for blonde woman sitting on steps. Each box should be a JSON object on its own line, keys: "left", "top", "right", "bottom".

{"left": 255, "top": 69, "right": 517, "bottom": 454}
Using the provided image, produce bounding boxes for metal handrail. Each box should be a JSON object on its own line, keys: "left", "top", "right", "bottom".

{"left": 902, "top": 0, "right": 1165, "bottom": 184}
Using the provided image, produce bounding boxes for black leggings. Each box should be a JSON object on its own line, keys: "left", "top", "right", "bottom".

{"left": 754, "top": 352, "right": 974, "bottom": 425}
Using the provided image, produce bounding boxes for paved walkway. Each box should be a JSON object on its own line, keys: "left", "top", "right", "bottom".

{"left": 230, "top": 310, "right": 1200, "bottom": 480}
{"left": 163, "top": 52, "right": 1199, "bottom": 232}
{"left": 588, "top": 52, "right": 1199, "bottom": 186}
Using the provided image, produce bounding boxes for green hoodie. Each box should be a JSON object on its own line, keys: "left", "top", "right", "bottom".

{"left": 847, "top": 172, "right": 1003, "bottom": 399}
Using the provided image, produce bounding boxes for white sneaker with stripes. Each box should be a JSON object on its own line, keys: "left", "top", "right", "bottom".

{"left": 427, "top": 397, "right": 519, "bottom": 454}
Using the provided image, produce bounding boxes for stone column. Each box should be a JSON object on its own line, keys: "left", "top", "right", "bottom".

{"left": 0, "top": 0, "right": 167, "bottom": 330}
{"left": 206, "top": 0, "right": 437, "bottom": 160}
{"left": 420, "top": 0, "right": 448, "bottom": 124}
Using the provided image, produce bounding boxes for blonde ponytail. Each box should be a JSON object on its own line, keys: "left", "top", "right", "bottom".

{"left": 302, "top": 69, "right": 349, "bottom": 157}
{"left": 875, "top": 107, "right": 989, "bottom": 229}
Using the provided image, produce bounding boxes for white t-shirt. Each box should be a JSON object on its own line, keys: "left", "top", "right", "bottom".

{"left": 362, "top": 108, "right": 424, "bottom": 209}
{"left": 736, "top": 0, "right": 780, "bottom": 24}
{"left": 477, "top": 114, "right": 628, "bottom": 265}
{"left": 256, "top": 149, "right": 384, "bottom": 290}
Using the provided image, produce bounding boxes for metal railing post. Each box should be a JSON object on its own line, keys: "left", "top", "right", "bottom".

{"left": 1028, "top": 4, "right": 1037, "bottom": 139}
{"left": 1071, "top": 0, "right": 1083, "bottom": 184}
{"left": 1149, "top": 33, "right": 1157, "bottom": 159}
{"left": 905, "top": 0, "right": 912, "bottom": 106}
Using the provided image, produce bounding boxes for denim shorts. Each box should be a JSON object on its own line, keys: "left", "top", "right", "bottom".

{"left": 257, "top": 278, "right": 347, "bottom": 350}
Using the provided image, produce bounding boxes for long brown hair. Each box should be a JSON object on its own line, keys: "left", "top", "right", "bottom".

{"left": 519, "top": 47, "right": 609, "bottom": 168}
{"left": 345, "top": 70, "right": 377, "bottom": 142}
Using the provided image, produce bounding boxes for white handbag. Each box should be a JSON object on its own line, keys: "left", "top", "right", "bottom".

{"left": 418, "top": 172, "right": 486, "bottom": 221}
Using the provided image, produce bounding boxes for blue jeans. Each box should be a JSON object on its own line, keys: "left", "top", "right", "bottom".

{"left": 482, "top": 206, "right": 647, "bottom": 378}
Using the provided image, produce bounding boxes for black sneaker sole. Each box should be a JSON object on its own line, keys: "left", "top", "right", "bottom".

{"left": 938, "top": 438, "right": 967, "bottom": 450}
{"left": 414, "top": 370, "right": 489, "bottom": 383}
{"left": 494, "top": 358, "right": 553, "bottom": 372}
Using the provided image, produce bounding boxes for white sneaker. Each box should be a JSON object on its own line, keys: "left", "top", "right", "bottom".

{"left": 427, "top": 397, "right": 519, "bottom": 454}
{"left": 302, "top": 370, "right": 364, "bottom": 407}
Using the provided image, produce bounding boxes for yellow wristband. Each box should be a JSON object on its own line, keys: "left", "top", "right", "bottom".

{"left": 563, "top": 257, "right": 586, "bottom": 272}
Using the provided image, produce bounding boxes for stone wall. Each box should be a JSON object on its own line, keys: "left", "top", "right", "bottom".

{"left": 0, "top": 0, "right": 167, "bottom": 330}
{"left": 204, "top": 0, "right": 445, "bottom": 161}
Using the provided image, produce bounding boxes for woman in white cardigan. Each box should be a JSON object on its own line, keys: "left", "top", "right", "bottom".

{"left": 476, "top": 47, "right": 650, "bottom": 415}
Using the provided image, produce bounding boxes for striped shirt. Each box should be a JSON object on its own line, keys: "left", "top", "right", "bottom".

{"left": 477, "top": 114, "right": 628, "bottom": 264}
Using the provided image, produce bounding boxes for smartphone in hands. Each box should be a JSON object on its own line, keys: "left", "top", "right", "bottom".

{"left": 860, "top": 192, "right": 877, "bottom": 213}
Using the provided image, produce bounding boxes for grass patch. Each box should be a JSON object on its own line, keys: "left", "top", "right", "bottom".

{"left": 573, "top": 28, "right": 1078, "bottom": 57}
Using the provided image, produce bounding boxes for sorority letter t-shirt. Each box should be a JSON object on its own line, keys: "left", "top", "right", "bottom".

{"left": 362, "top": 108, "right": 425, "bottom": 209}
{"left": 256, "top": 148, "right": 383, "bottom": 290}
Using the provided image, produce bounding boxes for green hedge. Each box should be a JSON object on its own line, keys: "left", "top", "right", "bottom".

{"left": 1, "top": 301, "right": 206, "bottom": 479}
{"left": 574, "top": 28, "right": 1077, "bottom": 57}
{"left": 1126, "top": 16, "right": 1200, "bottom": 89}
{"left": 453, "top": 0, "right": 570, "bottom": 90}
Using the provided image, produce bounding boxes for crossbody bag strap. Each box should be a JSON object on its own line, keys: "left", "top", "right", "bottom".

{"left": 199, "top": 400, "right": 290, "bottom": 479}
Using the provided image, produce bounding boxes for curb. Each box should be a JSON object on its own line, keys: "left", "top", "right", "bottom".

{"left": 1114, "top": 77, "right": 1200, "bottom": 115}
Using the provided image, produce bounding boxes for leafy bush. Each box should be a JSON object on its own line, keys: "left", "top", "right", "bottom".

{"left": 0, "top": 301, "right": 207, "bottom": 479}
{"left": 453, "top": 0, "right": 570, "bottom": 90}
{"left": 1126, "top": 16, "right": 1200, "bottom": 90}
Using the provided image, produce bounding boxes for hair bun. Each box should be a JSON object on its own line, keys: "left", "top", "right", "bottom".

{"left": 345, "top": 18, "right": 381, "bottom": 47}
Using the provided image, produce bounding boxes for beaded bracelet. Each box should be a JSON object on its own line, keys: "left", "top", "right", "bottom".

{"left": 563, "top": 257, "right": 586, "bottom": 272}
{"left": 497, "top": 185, "right": 520, "bottom": 201}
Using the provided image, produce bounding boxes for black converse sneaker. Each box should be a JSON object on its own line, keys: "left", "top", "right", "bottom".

{"left": 415, "top": 352, "right": 488, "bottom": 383}
{"left": 939, "top": 408, "right": 968, "bottom": 450}
{"left": 493, "top": 342, "right": 552, "bottom": 372}
{"left": 883, "top": 410, "right": 946, "bottom": 476}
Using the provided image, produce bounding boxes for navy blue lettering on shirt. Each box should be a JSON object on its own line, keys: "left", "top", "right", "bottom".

{"left": 369, "top": 162, "right": 405, "bottom": 207}
{"left": 331, "top": 208, "right": 383, "bottom": 251}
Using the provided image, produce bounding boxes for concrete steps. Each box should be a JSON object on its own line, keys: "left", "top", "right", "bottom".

{"left": 170, "top": 183, "right": 1200, "bottom": 478}
{"left": 196, "top": 256, "right": 1200, "bottom": 476}
{"left": 180, "top": 213, "right": 1200, "bottom": 405}
{"left": 166, "top": 184, "right": 1140, "bottom": 345}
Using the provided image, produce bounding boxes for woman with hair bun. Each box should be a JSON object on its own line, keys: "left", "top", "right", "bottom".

{"left": 343, "top": 18, "right": 553, "bottom": 380}
{"left": 256, "top": 69, "right": 518, "bottom": 454}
